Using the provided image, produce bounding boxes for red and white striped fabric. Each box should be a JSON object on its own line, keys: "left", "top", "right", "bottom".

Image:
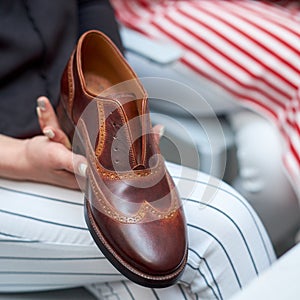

{"left": 110, "top": 0, "right": 300, "bottom": 195}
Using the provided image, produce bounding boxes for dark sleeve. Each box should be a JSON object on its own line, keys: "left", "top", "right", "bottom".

{"left": 78, "top": 0, "right": 124, "bottom": 53}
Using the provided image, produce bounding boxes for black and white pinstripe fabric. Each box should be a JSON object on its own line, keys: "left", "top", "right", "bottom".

{"left": 0, "top": 162, "right": 275, "bottom": 299}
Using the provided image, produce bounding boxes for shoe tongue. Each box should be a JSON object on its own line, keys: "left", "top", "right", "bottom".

{"left": 109, "top": 92, "right": 140, "bottom": 122}
{"left": 108, "top": 92, "right": 144, "bottom": 169}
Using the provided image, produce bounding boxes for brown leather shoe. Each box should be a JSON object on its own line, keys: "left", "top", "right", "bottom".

{"left": 57, "top": 30, "right": 187, "bottom": 288}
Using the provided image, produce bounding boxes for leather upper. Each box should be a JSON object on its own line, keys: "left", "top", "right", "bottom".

{"left": 59, "top": 30, "right": 188, "bottom": 280}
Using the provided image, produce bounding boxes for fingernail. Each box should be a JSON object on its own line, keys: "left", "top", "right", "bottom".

{"left": 43, "top": 128, "right": 55, "bottom": 139}
{"left": 159, "top": 126, "right": 165, "bottom": 138}
{"left": 37, "top": 97, "right": 46, "bottom": 111}
{"left": 78, "top": 163, "right": 87, "bottom": 177}
{"left": 36, "top": 107, "right": 42, "bottom": 118}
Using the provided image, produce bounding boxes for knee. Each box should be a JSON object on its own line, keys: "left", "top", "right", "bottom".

{"left": 233, "top": 113, "right": 288, "bottom": 194}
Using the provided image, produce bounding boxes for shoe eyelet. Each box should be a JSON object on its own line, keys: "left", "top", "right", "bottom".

{"left": 115, "top": 159, "right": 119, "bottom": 164}
{"left": 113, "top": 147, "right": 119, "bottom": 151}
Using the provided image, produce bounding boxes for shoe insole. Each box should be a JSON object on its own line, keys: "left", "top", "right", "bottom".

{"left": 84, "top": 72, "right": 112, "bottom": 95}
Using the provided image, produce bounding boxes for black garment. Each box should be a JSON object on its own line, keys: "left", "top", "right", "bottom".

{"left": 0, "top": 0, "right": 123, "bottom": 138}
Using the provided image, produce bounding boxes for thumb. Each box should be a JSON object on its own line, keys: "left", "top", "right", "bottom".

{"left": 72, "top": 153, "right": 88, "bottom": 178}
{"left": 53, "top": 144, "right": 87, "bottom": 177}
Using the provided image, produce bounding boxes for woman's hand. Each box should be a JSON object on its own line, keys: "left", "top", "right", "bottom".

{"left": 22, "top": 134, "right": 86, "bottom": 189}
{"left": 0, "top": 97, "right": 87, "bottom": 190}
{"left": 29, "top": 96, "right": 87, "bottom": 189}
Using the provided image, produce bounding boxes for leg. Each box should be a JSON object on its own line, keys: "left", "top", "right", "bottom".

{"left": 0, "top": 162, "right": 275, "bottom": 299}
{"left": 0, "top": 179, "right": 121, "bottom": 292}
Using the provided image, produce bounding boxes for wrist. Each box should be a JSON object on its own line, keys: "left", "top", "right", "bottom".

{"left": 0, "top": 135, "right": 31, "bottom": 181}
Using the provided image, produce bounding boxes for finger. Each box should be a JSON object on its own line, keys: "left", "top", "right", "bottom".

{"left": 37, "top": 97, "right": 72, "bottom": 149}
{"left": 37, "top": 96, "right": 61, "bottom": 130}
{"left": 43, "top": 126, "right": 72, "bottom": 150}
{"left": 152, "top": 124, "right": 165, "bottom": 144}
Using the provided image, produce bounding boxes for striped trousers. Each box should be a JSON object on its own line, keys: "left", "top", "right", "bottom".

{"left": 0, "top": 162, "right": 275, "bottom": 299}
